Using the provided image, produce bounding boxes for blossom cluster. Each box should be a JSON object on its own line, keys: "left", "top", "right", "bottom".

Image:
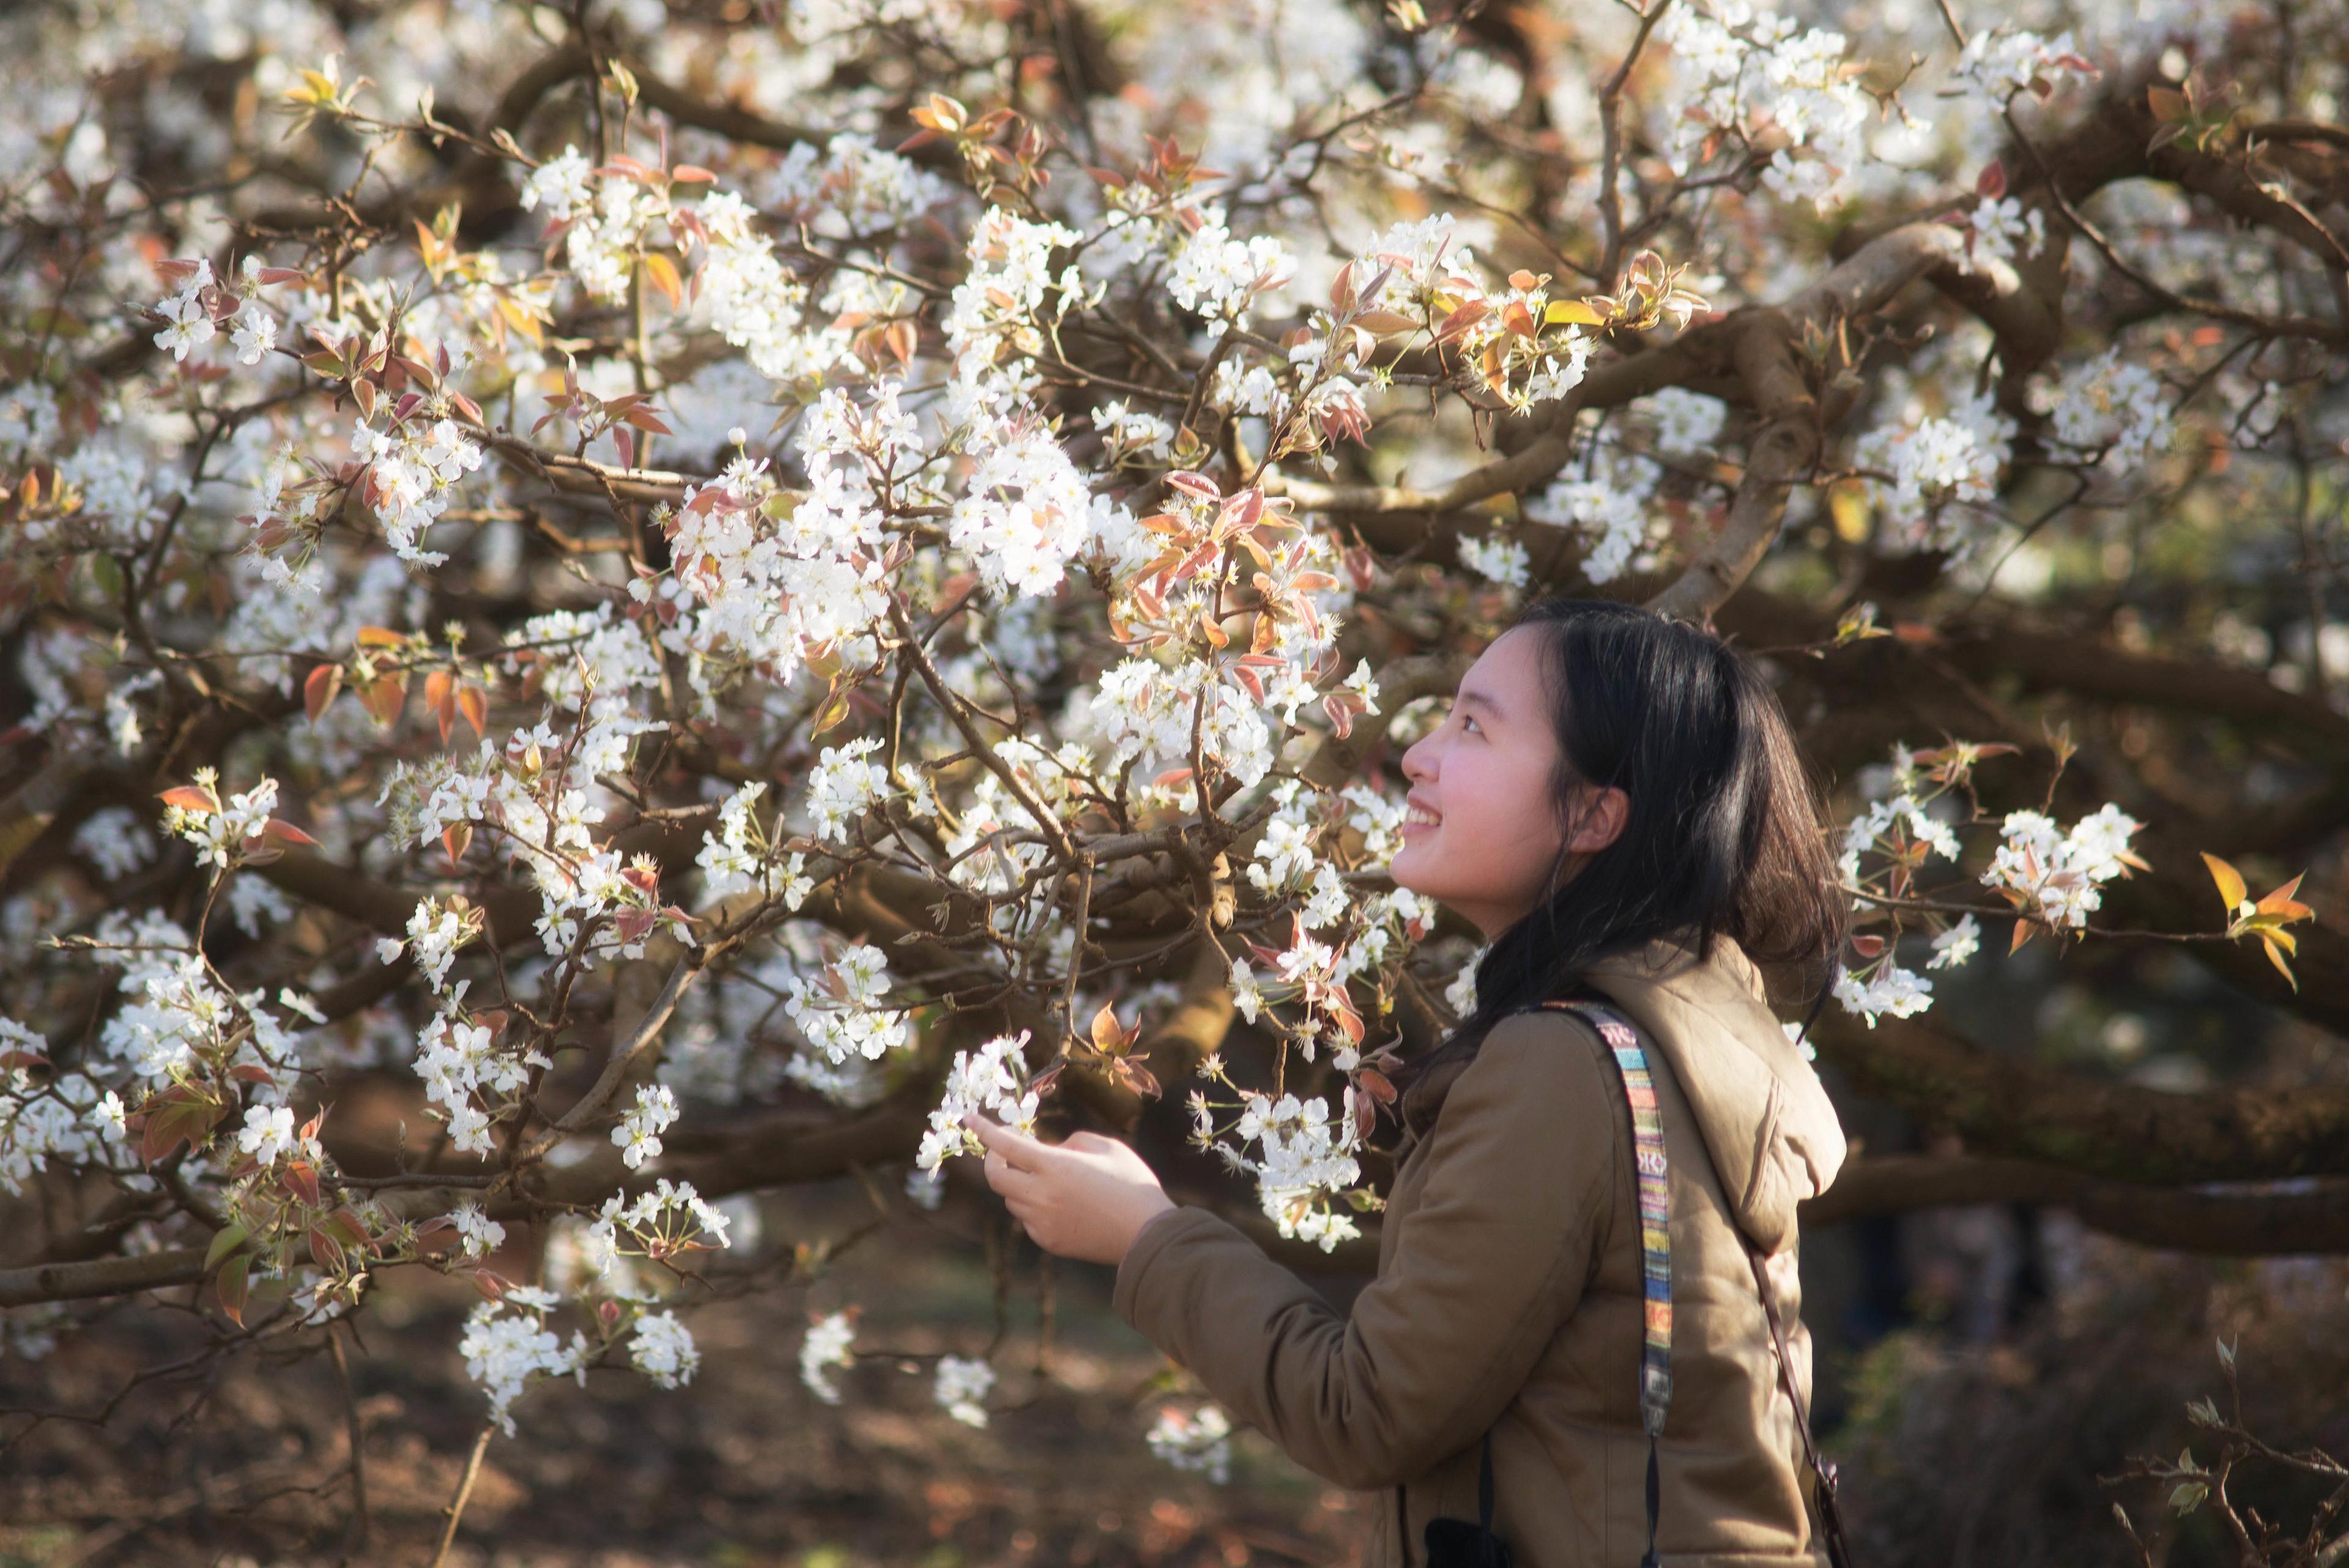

{"left": 916, "top": 1030, "right": 1042, "bottom": 1173}
{"left": 349, "top": 415, "right": 483, "bottom": 568}
{"left": 800, "top": 1309, "right": 856, "bottom": 1405}
{"left": 697, "top": 779, "right": 815, "bottom": 907}
{"left": 612, "top": 1083, "right": 680, "bottom": 1170}
{"left": 2049, "top": 349, "right": 2172, "bottom": 474}
{"left": 162, "top": 770, "right": 283, "bottom": 870}
{"left": 1, "top": 1039, "right": 127, "bottom": 1195}
{"left": 1657, "top": 1, "right": 1874, "bottom": 211}
{"left": 414, "top": 1001, "right": 547, "bottom": 1153}
{"left": 1165, "top": 207, "right": 1295, "bottom": 327}
{"left": 1527, "top": 441, "right": 1666, "bottom": 584}
{"left": 459, "top": 1290, "right": 590, "bottom": 1436}
{"left": 1980, "top": 804, "right": 2145, "bottom": 931}
{"left": 1147, "top": 1403, "right": 1236, "bottom": 1484}
{"left": 782, "top": 942, "right": 913, "bottom": 1066}
{"left": 933, "top": 1354, "right": 996, "bottom": 1427}
{"left": 582, "top": 1178, "right": 735, "bottom": 1276}
{"left": 1226, "top": 1090, "right": 1363, "bottom": 1252}
{"left": 1850, "top": 386, "right": 2016, "bottom": 555}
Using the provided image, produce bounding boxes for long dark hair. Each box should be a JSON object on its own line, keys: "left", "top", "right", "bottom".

{"left": 1392, "top": 596, "right": 1846, "bottom": 1092}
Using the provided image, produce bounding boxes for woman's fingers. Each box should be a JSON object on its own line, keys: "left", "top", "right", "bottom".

{"left": 960, "top": 1111, "right": 1053, "bottom": 1172}
{"left": 982, "top": 1146, "right": 1037, "bottom": 1197}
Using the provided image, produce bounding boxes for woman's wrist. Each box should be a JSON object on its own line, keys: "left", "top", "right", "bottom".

{"left": 1117, "top": 1193, "right": 1181, "bottom": 1266}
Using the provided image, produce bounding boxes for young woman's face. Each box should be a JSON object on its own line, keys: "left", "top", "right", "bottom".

{"left": 1390, "top": 623, "right": 1625, "bottom": 939}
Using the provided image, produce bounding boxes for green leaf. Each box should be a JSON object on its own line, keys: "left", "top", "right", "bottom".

{"left": 206, "top": 1221, "right": 252, "bottom": 1271}
{"left": 215, "top": 1252, "right": 252, "bottom": 1327}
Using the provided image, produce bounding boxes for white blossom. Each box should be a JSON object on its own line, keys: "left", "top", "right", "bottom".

{"left": 629, "top": 1310, "right": 701, "bottom": 1389}
{"left": 933, "top": 1354, "right": 995, "bottom": 1427}
{"left": 801, "top": 1309, "right": 856, "bottom": 1404}
{"left": 1832, "top": 959, "right": 1934, "bottom": 1027}
{"left": 916, "top": 1030, "right": 1041, "bottom": 1173}
{"left": 459, "top": 1296, "right": 588, "bottom": 1435}
{"left": 1929, "top": 912, "right": 1982, "bottom": 970}
{"left": 612, "top": 1082, "right": 680, "bottom": 1170}
{"left": 1148, "top": 1403, "right": 1235, "bottom": 1484}
{"left": 451, "top": 1201, "right": 506, "bottom": 1259}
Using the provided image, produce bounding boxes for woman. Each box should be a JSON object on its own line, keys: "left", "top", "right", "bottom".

{"left": 965, "top": 596, "right": 1853, "bottom": 1566}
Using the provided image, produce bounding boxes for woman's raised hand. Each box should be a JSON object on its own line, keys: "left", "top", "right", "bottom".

{"left": 961, "top": 1111, "right": 1178, "bottom": 1267}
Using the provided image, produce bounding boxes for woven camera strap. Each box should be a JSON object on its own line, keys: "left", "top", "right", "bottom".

{"left": 1541, "top": 998, "right": 1675, "bottom": 1568}
{"left": 1571, "top": 997, "right": 1856, "bottom": 1568}
{"left": 1392, "top": 996, "right": 1671, "bottom": 1568}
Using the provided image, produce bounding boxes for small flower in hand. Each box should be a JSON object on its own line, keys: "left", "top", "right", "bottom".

{"left": 962, "top": 1110, "right": 1177, "bottom": 1267}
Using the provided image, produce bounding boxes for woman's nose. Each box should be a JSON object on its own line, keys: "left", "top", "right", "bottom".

{"left": 1400, "top": 734, "right": 1431, "bottom": 782}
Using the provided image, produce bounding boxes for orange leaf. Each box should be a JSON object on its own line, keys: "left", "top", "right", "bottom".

{"left": 361, "top": 674, "right": 406, "bottom": 726}
{"left": 2255, "top": 871, "right": 2310, "bottom": 918}
{"left": 458, "top": 686, "right": 488, "bottom": 738}
{"left": 2200, "top": 851, "right": 2247, "bottom": 913}
{"left": 642, "top": 253, "right": 683, "bottom": 311}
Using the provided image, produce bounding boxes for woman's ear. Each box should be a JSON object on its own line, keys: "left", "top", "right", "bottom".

{"left": 1566, "top": 783, "right": 1630, "bottom": 854}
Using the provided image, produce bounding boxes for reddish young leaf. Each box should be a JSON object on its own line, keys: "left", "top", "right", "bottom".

{"left": 308, "top": 1226, "right": 345, "bottom": 1273}
{"left": 158, "top": 784, "right": 219, "bottom": 816}
{"left": 282, "top": 1160, "right": 323, "bottom": 1208}
{"left": 303, "top": 662, "right": 343, "bottom": 721}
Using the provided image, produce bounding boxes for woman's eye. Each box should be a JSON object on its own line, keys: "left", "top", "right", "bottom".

{"left": 1460, "top": 713, "right": 1480, "bottom": 735}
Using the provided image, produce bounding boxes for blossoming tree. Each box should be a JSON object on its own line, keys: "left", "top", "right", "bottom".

{"left": 0, "top": 0, "right": 2341, "bottom": 1528}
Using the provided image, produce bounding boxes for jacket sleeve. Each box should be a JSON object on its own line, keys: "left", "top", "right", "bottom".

{"left": 1110, "top": 1008, "right": 1621, "bottom": 1489}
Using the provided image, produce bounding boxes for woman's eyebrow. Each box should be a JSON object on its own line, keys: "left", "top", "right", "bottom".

{"left": 1455, "top": 685, "right": 1505, "bottom": 719}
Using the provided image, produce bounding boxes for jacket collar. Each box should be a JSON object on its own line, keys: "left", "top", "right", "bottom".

{"left": 1391, "top": 933, "right": 1847, "bottom": 1255}
{"left": 1581, "top": 932, "right": 1847, "bottom": 1255}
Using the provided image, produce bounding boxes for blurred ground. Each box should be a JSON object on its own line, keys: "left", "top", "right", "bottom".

{"left": 9, "top": 1169, "right": 2348, "bottom": 1568}
{"left": 1, "top": 1175, "right": 1374, "bottom": 1568}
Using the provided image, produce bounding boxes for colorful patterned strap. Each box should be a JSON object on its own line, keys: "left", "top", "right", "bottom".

{"left": 1537, "top": 998, "right": 1673, "bottom": 1439}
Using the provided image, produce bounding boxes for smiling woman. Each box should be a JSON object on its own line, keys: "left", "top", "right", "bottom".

{"left": 1389, "top": 620, "right": 1625, "bottom": 940}
{"left": 975, "top": 597, "right": 1858, "bottom": 1568}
